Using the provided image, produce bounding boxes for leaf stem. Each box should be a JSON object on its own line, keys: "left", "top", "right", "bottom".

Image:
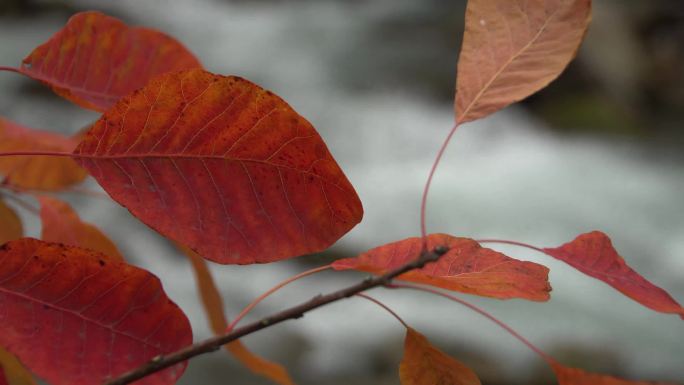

{"left": 0, "top": 66, "right": 21, "bottom": 74}
{"left": 227, "top": 264, "right": 332, "bottom": 331}
{"left": 420, "top": 123, "right": 460, "bottom": 250}
{"left": 356, "top": 293, "right": 408, "bottom": 328}
{"left": 103, "top": 246, "right": 450, "bottom": 385}
{"left": 389, "top": 283, "right": 553, "bottom": 364}
{"left": 0, "top": 151, "right": 74, "bottom": 158}
{"left": 477, "top": 239, "right": 546, "bottom": 254}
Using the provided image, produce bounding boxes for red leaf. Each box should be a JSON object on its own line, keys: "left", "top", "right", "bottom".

{"left": 0, "top": 117, "right": 87, "bottom": 190}
{"left": 551, "top": 362, "right": 677, "bottom": 385}
{"left": 38, "top": 195, "right": 124, "bottom": 261}
{"left": 332, "top": 234, "right": 551, "bottom": 301}
{"left": 455, "top": 0, "right": 591, "bottom": 123}
{"left": 0, "top": 367, "right": 6, "bottom": 385}
{"left": 20, "top": 11, "right": 201, "bottom": 111}
{"left": 74, "top": 69, "right": 363, "bottom": 264}
{"left": 399, "top": 328, "right": 481, "bottom": 385}
{"left": 0, "top": 200, "right": 23, "bottom": 245}
{"left": 543, "top": 231, "right": 684, "bottom": 319}
{"left": 0, "top": 238, "right": 192, "bottom": 385}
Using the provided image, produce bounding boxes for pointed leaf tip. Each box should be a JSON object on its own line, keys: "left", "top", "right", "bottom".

{"left": 75, "top": 68, "right": 363, "bottom": 264}
{"left": 332, "top": 234, "right": 551, "bottom": 301}
{"left": 543, "top": 231, "right": 684, "bottom": 320}
{"left": 20, "top": 11, "right": 201, "bottom": 111}
{"left": 0, "top": 238, "right": 192, "bottom": 385}
{"left": 455, "top": 0, "right": 592, "bottom": 123}
{"left": 400, "top": 328, "right": 481, "bottom": 385}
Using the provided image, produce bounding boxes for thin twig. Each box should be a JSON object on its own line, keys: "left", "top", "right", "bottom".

{"left": 103, "top": 246, "right": 449, "bottom": 385}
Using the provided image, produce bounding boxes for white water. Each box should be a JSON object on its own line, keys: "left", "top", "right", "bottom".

{"left": 1, "top": 1, "right": 682, "bottom": 383}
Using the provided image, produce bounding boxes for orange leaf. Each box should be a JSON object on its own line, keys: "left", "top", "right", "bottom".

{"left": 184, "top": 248, "right": 295, "bottom": 385}
{"left": 74, "top": 68, "right": 363, "bottom": 264}
{"left": 455, "top": 0, "right": 591, "bottom": 123}
{"left": 0, "top": 238, "right": 192, "bottom": 385}
{"left": 20, "top": 11, "right": 201, "bottom": 111}
{"left": 38, "top": 195, "right": 124, "bottom": 261}
{"left": 0, "top": 200, "right": 22, "bottom": 245}
{"left": 543, "top": 231, "right": 684, "bottom": 319}
{"left": 0, "top": 347, "right": 36, "bottom": 385}
{"left": 551, "top": 362, "right": 678, "bottom": 385}
{"left": 332, "top": 234, "right": 551, "bottom": 301}
{"left": 0, "top": 117, "right": 87, "bottom": 190}
{"left": 400, "top": 328, "right": 481, "bottom": 385}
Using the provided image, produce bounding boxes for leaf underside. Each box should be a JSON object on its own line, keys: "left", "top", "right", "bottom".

{"left": 333, "top": 233, "right": 551, "bottom": 301}
{"left": 75, "top": 68, "right": 363, "bottom": 264}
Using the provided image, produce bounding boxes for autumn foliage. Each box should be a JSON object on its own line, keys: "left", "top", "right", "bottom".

{"left": 0, "top": 2, "right": 681, "bottom": 385}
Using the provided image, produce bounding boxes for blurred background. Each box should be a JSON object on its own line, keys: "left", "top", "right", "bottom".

{"left": 1, "top": 0, "right": 682, "bottom": 384}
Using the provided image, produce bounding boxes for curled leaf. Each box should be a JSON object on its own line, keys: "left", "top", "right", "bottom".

{"left": 74, "top": 69, "right": 363, "bottom": 264}
{"left": 0, "top": 117, "right": 87, "bottom": 190}
{"left": 333, "top": 234, "right": 551, "bottom": 301}
{"left": 0, "top": 347, "right": 36, "bottom": 385}
{"left": 0, "top": 238, "right": 192, "bottom": 385}
{"left": 455, "top": 0, "right": 592, "bottom": 123}
{"left": 551, "top": 362, "right": 678, "bottom": 385}
{"left": 184, "top": 248, "right": 295, "bottom": 385}
{"left": 20, "top": 11, "right": 201, "bottom": 111}
{"left": 0, "top": 200, "right": 22, "bottom": 245}
{"left": 543, "top": 231, "right": 684, "bottom": 319}
{"left": 400, "top": 328, "right": 481, "bottom": 385}
{"left": 38, "top": 195, "right": 124, "bottom": 260}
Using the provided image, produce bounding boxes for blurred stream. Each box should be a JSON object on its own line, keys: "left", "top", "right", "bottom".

{"left": 1, "top": 1, "right": 682, "bottom": 384}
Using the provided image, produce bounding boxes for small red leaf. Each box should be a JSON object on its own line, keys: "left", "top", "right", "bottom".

{"left": 20, "top": 11, "right": 201, "bottom": 111}
{"left": 74, "top": 69, "right": 363, "bottom": 264}
{"left": 38, "top": 195, "right": 124, "bottom": 260}
{"left": 543, "top": 231, "right": 684, "bottom": 319}
{"left": 0, "top": 238, "right": 192, "bottom": 385}
{"left": 0, "top": 117, "right": 86, "bottom": 190}
{"left": 551, "top": 362, "right": 677, "bottom": 385}
{"left": 0, "top": 200, "right": 23, "bottom": 245}
{"left": 333, "top": 234, "right": 551, "bottom": 301}
{"left": 400, "top": 328, "right": 481, "bottom": 385}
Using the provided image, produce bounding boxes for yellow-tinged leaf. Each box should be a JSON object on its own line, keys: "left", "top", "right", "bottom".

{"left": 184, "top": 248, "right": 295, "bottom": 385}
{"left": 551, "top": 362, "right": 678, "bottom": 385}
{"left": 400, "top": 328, "right": 481, "bottom": 385}
{"left": 455, "top": 0, "right": 592, "bottom": 123}
{"left": 0, "top": 200, "right": 22, "bottom": 245}
{"left": 38, "top": 195, "right": 123, "bottom": 261}
{"left": 0, "top": 117, "right": 87, "bottom": 190}
{"left": 0, "top": 347, "right": 37, "bottom": 385}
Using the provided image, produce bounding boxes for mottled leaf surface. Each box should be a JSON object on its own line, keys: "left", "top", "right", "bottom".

{"left": 75, "top": 69, "right": 363, "bottom": 264}
{"left": 455, "top": 0, "right": 591, "bottom": 123}
{"left": 544, "top": 231, "right": 684, "bottom": 319}
{"left": 0, "top": 347, "right": 36, "bottom": 385}
{"left": 0, "top": 238, "right": 192, "bottom": 385}
{"left": 333, "top": 234, "right": 551, "bottom": 301}
{"left": 399, "top": 328, "right": 481, "bottom": 385}
{"left": 184, "top": 248, "right": 294, "bottom": 385}
{"left": 0, "top": 117, "right": 86, "bottom": 190}
{"left": 38, "top": 195, "right": 124, "bottom": 260}
{"left": 552, "top": 362, "right": 677, "bottom": 385}
{"left": 20, "top": 11, "right": 201, "bottom": 111}
{"left": 0, "top": 200, "right": 22, "bottom": 245}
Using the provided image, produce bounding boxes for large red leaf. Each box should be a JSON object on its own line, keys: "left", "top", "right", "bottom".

{"left": 0, "top": 200, "right": 22, "bottom": 245}
{"left": 0, "top": 117, "right": 86, "bottom": 190}
{"left": 0, "top": 238, "right": 192, "bottom": 385}
{"left": 400, "top": 328, "right": 481, "bottom": 385}
{"left": 332, "top": 234, "right": 551, "bottom": 301}
{"left": 455, "top": 0, "right": 591, "bottom": 123}
{"left": 543, "top": 231, "right": 684, "bottom": 319}
{"left": 74, "top": 69, "right": 363, "bottom": 264}
{"left": 551, "top": 362, "right": 677, "bottom": 385}
{"left": 19, "top": 11, "right": 201, "bottom": 111}
{"left": 38, "top": 195, "right": 124, "bottom": 261}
